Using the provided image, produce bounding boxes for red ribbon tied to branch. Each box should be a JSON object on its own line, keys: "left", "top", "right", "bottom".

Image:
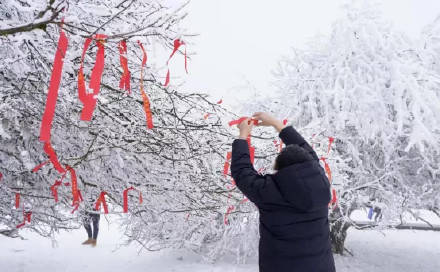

{"left": 39, "top": 28, "right": 69, "bottom": 143}
{"left": 15, "top": 193, "right": 20, "bottom": 209}
{"left": 164, "top": 39, "right": 188, "bottom": 87}
{"left": 16, "top": 211, "right": 32, "bottom": 229}
{"left": 95, "top": 191, "right": 108, "bottom": 214}
{"left": 330, "top": 188, "right": 338, "bottom": 206}
{"left": 223, "top": 152, "right": 232, "bottom": 177}
{"left": 228, "top": 117, "right": 258, "bottom": 127}
{"left": 43, "top": 142, "right": 65, "bottom": 174}
{"left": 118, "top": 40, "right": 131, "bottom": 94}
{"left": 78, "top": 34, "right": 107, "bottom": 121}
{"left": 327, "top": 137, "right": 335, "bottom": 155}
{"left": 138, "top": 41, "right": 154, "bottom": 129}
{"left": 65, "top": 165, "right": 83, "bottom": 213}
{"left": 123, "top": 187, "right": 143, "bottom": 213}
{"left": 50, "top": 180, "right": 63, "bottom": 203}
{"left": 224, "top": 205, "right": 235, "bottom": 225}
{"left": 320, "top": 157, "right": 332, "bottom": 183}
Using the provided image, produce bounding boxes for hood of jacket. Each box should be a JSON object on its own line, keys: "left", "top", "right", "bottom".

{"left": 273, "top": 160, "right": 331, "bottom": 212}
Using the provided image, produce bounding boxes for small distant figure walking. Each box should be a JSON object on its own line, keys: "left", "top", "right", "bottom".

{"left": 82, "top": 211, "right": 100, "bottom": 247}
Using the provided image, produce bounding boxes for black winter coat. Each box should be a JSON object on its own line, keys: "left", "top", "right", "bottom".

{"left": 231, "top": 126, "right": 336, "bottom": 272}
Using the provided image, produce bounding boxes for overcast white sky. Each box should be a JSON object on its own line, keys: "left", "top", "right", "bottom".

{"left": 175, "top": 0, "right": 440, "bottom": 104}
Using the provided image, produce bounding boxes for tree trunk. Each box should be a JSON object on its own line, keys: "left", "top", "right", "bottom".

{"left": 329, "top": 207, "right": 351, "bottom": 255}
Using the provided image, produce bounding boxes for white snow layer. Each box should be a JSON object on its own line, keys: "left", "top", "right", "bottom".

{"left": 0, "top": 217, "right": 439, "bottom": 272}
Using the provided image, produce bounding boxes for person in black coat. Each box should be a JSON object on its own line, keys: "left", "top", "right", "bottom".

{"left": 231, "top": 112, "right": 336, "bottom": 272}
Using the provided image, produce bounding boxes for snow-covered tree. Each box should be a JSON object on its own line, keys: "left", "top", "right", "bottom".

{"left": 0, "top": 0, "right": 251, "bottom": 260}
{"left": 263, "top": 1, "right": 440, "bottom": 253}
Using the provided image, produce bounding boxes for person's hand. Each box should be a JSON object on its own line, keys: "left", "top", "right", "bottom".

{"left": 252, "top": 112, "right": 286, "bottom": 132}
{"left": 237, "top": 118, "right": 254, "bottom": 139}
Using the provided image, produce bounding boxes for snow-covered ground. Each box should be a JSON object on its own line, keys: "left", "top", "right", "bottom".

{"left": 1, "top": 218, "right": 439, "bottom": 272}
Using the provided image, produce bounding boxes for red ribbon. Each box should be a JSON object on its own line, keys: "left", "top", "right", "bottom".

{"left": 320, "top": 157, "right": 332, "bottom": 183}
{"left": 138, "top": 41, "right": 154, "bottom": 129}
{"left": 32, "top": 160, "right": 50, "bottom": 173}
{"left": 78, "top": 34, "right": 107, "bottom": 121}
{"left": 43, "top": 142, "right": 65, "bottom": 174}
{"left": 327, "top": 137, "right": 335, "bottom": 155}
{"left": 217, "top": 99, "right": 223, "bottom": 104}
{"left": 15, "top": 193, "right": 20, "bottom": 209}
{"left": 39, "top": 29, "right": 69, "bottom": 143}
{"left": 95, "top": 191, "right": 108, "bottom": 214}
{"left": 16, "top": 211, "right": 32, "bottom": 229}
{"left": 50, "top": 180, "right": 63, "bottom": 202}
{"left": 164, "top": 39, "right": 187, "bottom": 87}
{"left": 65, "top": 165, "right": 82, "bottom": 213}
{"left": 224, "top": 205, "right": 235, "bottom": 225}
{"left": 330, "top": 188, "right": 338, "bottom": 206}
{"left": 228, "top": 117, "right": 258, "bottom": 127}
{"left": 118, "top": 40, "right": 131, "bottom": 94}
{"left": 240, "top": 198, "right": 248, "bottom": 204}
{"left": 223, "top": 152, "right": 232, "bottom": 177}
{"left": 123, "top": 187, "right": 143, "bottom": 213}
{"left": 0, "top": 171, "right": 3, "bottom": 181}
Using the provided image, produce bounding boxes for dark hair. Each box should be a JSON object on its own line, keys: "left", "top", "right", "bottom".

{"left": 274, "top": 144, "right": 313, "bottom": 170}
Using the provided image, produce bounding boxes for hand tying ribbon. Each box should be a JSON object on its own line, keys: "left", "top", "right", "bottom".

{"left": 228, "top": 117, "right": 258, "bottom": 127}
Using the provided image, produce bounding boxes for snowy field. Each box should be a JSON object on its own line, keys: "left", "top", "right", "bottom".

{"left": 1, "top": 218, "right": 439, "bottom": 272}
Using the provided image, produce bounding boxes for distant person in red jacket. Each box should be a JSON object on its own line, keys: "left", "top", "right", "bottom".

{"left": 231, "top": 112, "right": 335, "bottom": 272}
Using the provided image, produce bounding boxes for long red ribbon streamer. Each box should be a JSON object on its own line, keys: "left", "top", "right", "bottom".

{"left": 164, "top": 39, "right": 187, "bottom": 86}
{"left": 138, "top": 41, "right": 154, "bottom": 129}
{"left": 78, "top": 34, "right": 107, "bottom": 121}
{"left": 95, "top": 191, "right": 108, "bottom": 214}
{"left": 118, "top": 40, "right": 131, "bottom": 94}
{"left": 39, "top": 29, "right": 69, "bottom": 143}
{"left": 123, "top": 187, "right": 142, "bottom": 213}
